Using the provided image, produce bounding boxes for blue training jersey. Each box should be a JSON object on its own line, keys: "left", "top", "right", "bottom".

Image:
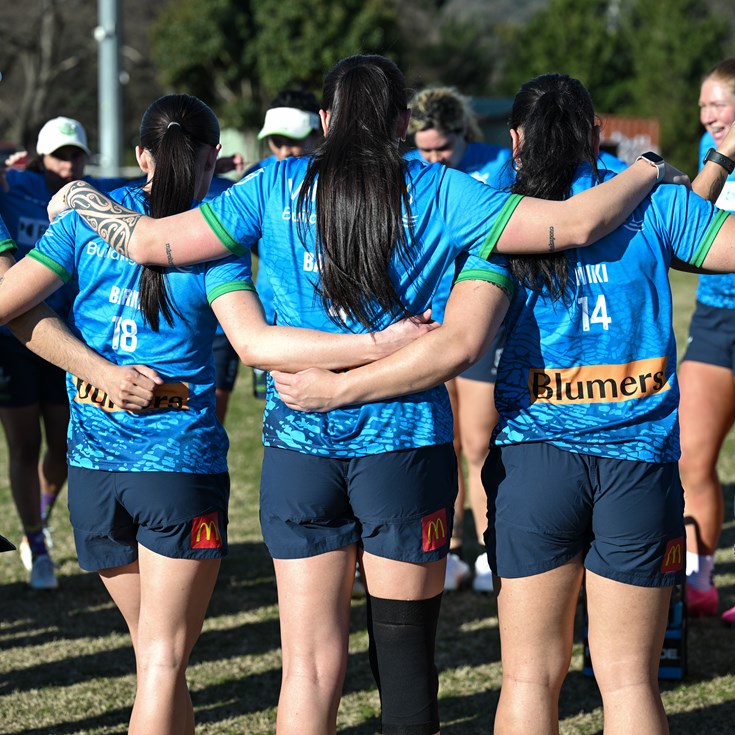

{"left": 493, "top": 163, "right": 728, "bottom": 463}
{"left": 29, "top": 186, "right": 254, "bottom": 473}
{"left": 201, "top": 156, "right": 519, "bottom": 457}
{"left": 406, "top": 142, "right": 513, "bottom": 323}
{"left": 696, "top": 132, "right": 735, "bottom": 307}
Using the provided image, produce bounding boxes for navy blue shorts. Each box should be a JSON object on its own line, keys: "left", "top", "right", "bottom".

{"left": 482, "top": 443, "right": 685, "bottom": 587}
{"left": 260, "top": 444, "right": 457, "bottom": 561}
{"left": 68, "top": 466, "right": 230, "bottom": 571}
{"left": 212, "top": 332, "right": 240, "bottom": 391}
{"left": 681, "top": 301, "right": 735, "bottom": 374}
{"left": 0, "top": 333, "right": 68, "bottom": 408}
{"left": 458, "top": 323, "right": 506, "bottom": 383}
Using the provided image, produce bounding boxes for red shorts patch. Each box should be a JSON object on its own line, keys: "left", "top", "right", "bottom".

{"left": 660, "top": 536, "right": 684, "bottom": 574}
{"left": 422, "top": 508, "right": 448, "bottom": 552}
{"left": 191, "top": 511, "right": 223, "bottom": 549}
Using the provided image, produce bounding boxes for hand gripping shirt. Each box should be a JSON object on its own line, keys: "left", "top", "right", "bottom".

{"left": 696, "top": 131, "right": 735, "bottom": 308}
{"left": 201, "top": 156, "right": 519, "bottom": 457}
{"left": 29, "top": 186, "right": 254, "bottom": 473}
{"left": 493, "top": 164, "right": 728, "bottom": 463}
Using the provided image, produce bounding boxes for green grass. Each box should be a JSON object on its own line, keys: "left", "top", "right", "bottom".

{"left": 1, "top": 270, "right": 735, "bottom": 733}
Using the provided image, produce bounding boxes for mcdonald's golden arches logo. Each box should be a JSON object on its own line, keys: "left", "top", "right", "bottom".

{"left": 660, "top": 536, "right": 684, "bottom": 573}
{"left": 191, "top": 511, "right": 222, "bottom": 549}
{"left": 422, "top": 508, "right": 448, "bottom": 552}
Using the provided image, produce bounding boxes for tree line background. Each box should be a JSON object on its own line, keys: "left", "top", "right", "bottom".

{"left": 1, "top": 0, "right": 734, "bottom": 175}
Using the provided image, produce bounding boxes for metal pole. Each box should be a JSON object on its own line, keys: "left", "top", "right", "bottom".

{"left": 95, "top": 0, "right": 122, "bottom": 176}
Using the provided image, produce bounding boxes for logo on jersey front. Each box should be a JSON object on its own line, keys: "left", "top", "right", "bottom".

{"left": 191, "top": 511, "right": 222, "bottom": 549}
{"left": 72, "top": 377, "right": 190, "bottom": 412}
{"left": 422, "top": 508, "right": 448, "bottom": 552}
{"left": 528, "top": 356, "right": 670, "bottom": 404}
{"left": 660, "top": 536, "right": 684, "bottom": 573}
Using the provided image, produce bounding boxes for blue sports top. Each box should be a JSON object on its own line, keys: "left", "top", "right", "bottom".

{"left": 0, "top": 170, "right": 130, "bottom": 325}
{"left": 28, "top": 186, "right": 254, "bottom": 473}
{"left": 201, "top": 156, "right": 520, "bottom": 456}
{"left": 696, "top": 132, "right": 735, "bottom": 307}
{"left": 493, "top": 164, "right": 728, "bottom": 463}
{"left": 406, "top": 142, "right": 513, "bottom": 322}
{"left": 0, "top": 215, "right": 15, "bottom": 254}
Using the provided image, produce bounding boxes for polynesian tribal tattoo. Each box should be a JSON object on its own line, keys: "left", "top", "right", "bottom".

{"left": 548, "top": 226, "right": 556, "bottom": 253}
{"left": 66, "top": 181, "right": 142, "bottom": 259}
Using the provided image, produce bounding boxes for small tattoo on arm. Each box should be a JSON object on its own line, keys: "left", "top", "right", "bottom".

{"left": 165, "top": 243, "right": 175, "bottom": 267}
{"left": 549, "top": 226, "right": 556, "bottom": 253}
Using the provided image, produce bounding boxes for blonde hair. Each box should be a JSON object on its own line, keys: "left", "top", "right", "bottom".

{"left": 706, "top": 58, "right": 735, "bottom": 94}
{"left": 408, "top": 86, "right": 483, "bottom": 142}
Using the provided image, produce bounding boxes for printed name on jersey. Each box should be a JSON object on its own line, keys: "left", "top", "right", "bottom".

{"left": 109, "top": 285, "right": 140, "bottom": 308}
{"left": 574, "top": 263, "right": 609, "bottom": 285}
{"left": 529, "top": 356, "right": 670, "bottom": 404}
{"left": 72, "top": 377, "right": 191, "bottom": 412}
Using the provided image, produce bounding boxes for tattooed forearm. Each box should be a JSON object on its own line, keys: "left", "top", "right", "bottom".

{"left": 66, "top": 181, "right": 141, "bottom": 259}
{"left": 165, "top": 243, "right": 175, "bottom": 267}
{"left": 548, "top": 226, "right": 556, "bottom": 253}
{"left": 708, "top": 171, "right": 727, "bottom": 204}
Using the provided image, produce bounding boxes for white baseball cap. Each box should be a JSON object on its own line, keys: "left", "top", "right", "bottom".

{"left": 257, "top": 107, "right": 320, "bottom": 141}
{"left": 36, "top": 117, "right": 90, "bottom": 156}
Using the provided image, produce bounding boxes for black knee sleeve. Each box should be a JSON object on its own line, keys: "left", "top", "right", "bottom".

{"left": 366, "top": 593, "right": 442, "bottom": 735}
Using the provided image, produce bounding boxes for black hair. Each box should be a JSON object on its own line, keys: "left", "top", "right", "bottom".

{"left": 269, "top": 89, "right": 320, "bottom": 116}
{"left": 137, "top": 94, "right": 220, "bottom": 330}
{"left": 296, "top": 54, "right": 411, "bottom": 329}
{"left": 507, "top": 73, "right": 600, "bottom": 302}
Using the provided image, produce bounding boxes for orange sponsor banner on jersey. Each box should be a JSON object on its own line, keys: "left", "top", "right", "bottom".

{"left": 528, "top": 356, "right": 670, "bottom": 405}
{"left": 191, "top": 511, "right": 222, "bottom": 549}
{"left": 422, "top": 508, "right": 448, "bottom": 552}
{"left": 72, "top": 376, "right": 190, "bottom": 413}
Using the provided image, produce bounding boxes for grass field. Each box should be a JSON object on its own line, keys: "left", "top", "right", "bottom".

{"left": 1, "top": 270, "right": 735, "bottom": 734}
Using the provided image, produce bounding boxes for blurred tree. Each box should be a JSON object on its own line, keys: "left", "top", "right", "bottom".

{"left": 621, "top": 0, "right": 728, "bottom": 173}
{"left": 498, "top": 0, "right": 727, "bottom": 171}
{"left": 0, "top": 0, "right": 167, "bottom": 161}
{"left": 499, "top": 0, "right": 631, "bottom": 112}
{"left": 150, "top": 0, "right": 402, "bottom": 130}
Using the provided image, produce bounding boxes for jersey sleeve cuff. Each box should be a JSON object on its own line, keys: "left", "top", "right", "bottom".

{"left": 454, "top": 268, "right": 515, "bottom": 299}
{"left": 27, "top": 250, "right": 71, "bottom": 283}
{"left": 479, "top": 193, "right": 523, "bottom": 259}
{"left": 207, "top": 280, "right": 256, "bottom": 306}
{"left": 690, "top": 208, "right": 730, "bottom": 268}
{"left": 0, "top": 238, "right": 17, "bottom": 255}
{"left": 200, "top": 203, "right": 247, "bottom": 257}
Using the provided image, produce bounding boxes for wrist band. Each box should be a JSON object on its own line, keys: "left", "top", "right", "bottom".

{"left": 703, "top": 147, "right": 735, "bottom": 175}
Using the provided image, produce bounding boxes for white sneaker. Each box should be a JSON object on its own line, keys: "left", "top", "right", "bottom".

{"left": 444, "top": 552, "right": 471, "bottom": 591}
{"left": 19, "top": 527, "right": 53, "bottom": 572}
{"left": 29, "top": 553, "right": 58, "bottom": 590}
{"left": 472, "top": 553, "right": 494, "bottom": 593}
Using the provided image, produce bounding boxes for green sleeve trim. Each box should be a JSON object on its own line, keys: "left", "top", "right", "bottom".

{"left": 691, "top": 208, "right": 730, "bottom": 268}
{"left": 479, "top": 193, "right": 524, "bottom": 259}
{"left": 207, "top": 280, "right": 256, "bottom": 306}
{"left": 27, "top": 250, "right": 71, "bottom": 283}
{"left": 454, "top": 268, "right": 515, "bottom": 299}
{"left": 0, "top": 238, "right": 17, "bottom": 255}
{"left": 200, "top": 203, "right": 247, "bottom": 256}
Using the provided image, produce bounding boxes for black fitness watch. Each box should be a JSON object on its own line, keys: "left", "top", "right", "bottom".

{"left": 635, "top": 151, "right": 666, "bottom": 183}
{"left": 703, "top": 147, "right": 735, "bottom": 175}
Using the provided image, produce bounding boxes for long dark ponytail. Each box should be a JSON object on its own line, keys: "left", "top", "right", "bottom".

{"left": 137, "top": 94, "right": 220, "bottom": 329}
{"left": 296, "top": 55, "right": 411, "bottom": 329}
{"left": 508, "top": 74, "right": 600, "bottom": 302}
